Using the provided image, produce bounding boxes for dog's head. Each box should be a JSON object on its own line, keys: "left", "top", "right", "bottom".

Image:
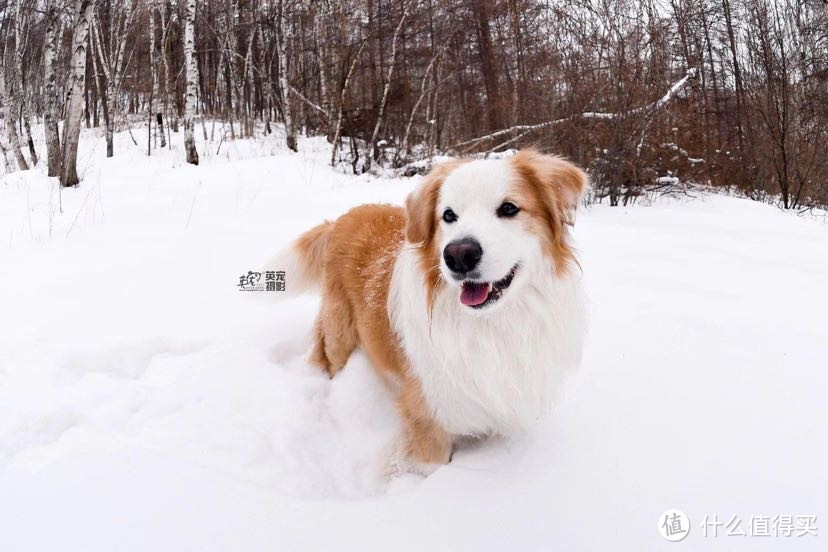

{"left": 405, "top": 150, "right": 587, "bottom": 312}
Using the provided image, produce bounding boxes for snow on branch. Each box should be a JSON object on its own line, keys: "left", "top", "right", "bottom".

{"left": 454, "top": 68, "right": 697, "bottom": 152}
{"left": 647, "top": 67, "right": 697, "bottom": 111}
{"left": 289, "top": 85, "right": 329, "bottom": 119}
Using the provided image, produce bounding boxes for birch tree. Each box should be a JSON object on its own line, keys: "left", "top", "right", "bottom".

{"left": 92, "top": 0, "right": 136, "bottom": 158}
{"left": 14, "top": 0, "right": 38, "bottom": 165}
{"left": 397, "top": 48, "right": 444, "bottom": 165}
{"left": 329, "top": 38, "right": 368, "bottom": 167}
{"left": 61, "top": 0, "right": 94, "bottom": 187}
{"left": 183, "top": 0, "right": 199, "bottom": 165}
{"left": 313, "top": 2, "right": 332, "bottom": 134}
{"left": 0, "top": 76, "right": 29, "bottom": 171}
{"left": 276, "top": 0, "right": 297, "bottom": 151}
{"left": 0, "top": 5, "right": 29, "bottom": 171}
{"left": 362, "top": 4, "right": 407, "bottom": 173}
{"left": 160, "top": 3, "right": 177, "bottom": 132}
{"left": 0, "top": 135, "right": 13, "bottom": 172}
{"left": 0, "top": 0, "right": 824, "bottom": 206}
{"left": 148, "top": 0, "right": 165, "bottom": 151}
{"left": 0, "top": 61, "right": 28, "bottom": 171}
{"left": 43, "top": 0, "right": 63, "bottom": 176}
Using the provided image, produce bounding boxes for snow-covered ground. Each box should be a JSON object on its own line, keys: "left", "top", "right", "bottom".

{"left": 1, "top": 127, "right": 826, "bottom": 551}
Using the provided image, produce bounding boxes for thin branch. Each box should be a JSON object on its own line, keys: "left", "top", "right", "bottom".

{"left": 454, "top": 68, "right": 697, "bottom": 151}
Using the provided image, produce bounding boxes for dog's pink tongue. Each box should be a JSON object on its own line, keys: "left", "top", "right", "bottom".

{"left": 460, "top": 282, "right": 491, "bottom": 306}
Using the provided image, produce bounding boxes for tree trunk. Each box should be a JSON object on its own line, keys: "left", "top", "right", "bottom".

{"left": 276, "top": 0, "right": 297, "bottom": 151}
{"left": 0, "top": 68, "right": 29, "bottom": 171}
{"left": 239, "top": 24, "right": 257, "bottom": 139}
{"left": 183, "top": 0, "right": 200, "bottom": 165}
{"left": 104, "top": 85, "right": 114, "bottom": 159}
{"left": 722, "top": 0, "right": 746, "bottom": 158}
{"left": 21, "top": 107, "right": 38, "bottom": 166}
{"left": 61, "top": 0, "right": 95, "bottom": 187}
{"left": 399, "top": 49, "right": 440, "bottom": 165}
{"left": 44, "top": 1, "right": 62, "bottom": 176}
{"left": 472, "top": 0, "right": 502, "bottom": 131}
{"left": 0, "top": 136, "right": 13, "bottom": 172}
{"left": 90, "top": 24, "right": 111, "bottom": 158}
{"left": 160, "top": 3, "right": 174, "bottom": 135}
{"left": 313, "top": 4, "right": 331, "bottom": 136}
{"left": 149, "top": 0, "right": 166, "bottom": 149}
{"left": 12, "top": 0, "right": 38, "bottom": 166}
{"left": 330, "top": 39, "right": 368, "bottom": 167}
{"left": 363, "top": 6, "right": 407, "bottom": 173}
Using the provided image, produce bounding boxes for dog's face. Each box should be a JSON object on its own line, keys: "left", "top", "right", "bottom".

{"left": 405, "top": 150, "right": 587, "bottom": 312}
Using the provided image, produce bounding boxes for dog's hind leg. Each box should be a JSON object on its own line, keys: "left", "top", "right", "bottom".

{"left": 309, "top": 291, "right": 358, "bottom": 378}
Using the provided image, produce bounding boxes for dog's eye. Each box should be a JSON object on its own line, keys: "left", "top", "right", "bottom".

{"left": 496, "top": 202, "right": 520, "bottom": 218}
{"left": 442, "top": 208, "right": 458, "bottom": 223}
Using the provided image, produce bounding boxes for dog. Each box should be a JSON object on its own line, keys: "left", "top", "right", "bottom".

{"left": 279, "top": 150, "right": 588, "bottom": 472}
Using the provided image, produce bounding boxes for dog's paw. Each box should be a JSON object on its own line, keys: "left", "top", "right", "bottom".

{"left": 381, "top": 436, "right": 447, "bottom": 479}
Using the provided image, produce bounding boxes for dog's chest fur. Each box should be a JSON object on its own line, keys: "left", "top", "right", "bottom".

{"left": 389, "top": 247, "right": 585, "bottom": 436}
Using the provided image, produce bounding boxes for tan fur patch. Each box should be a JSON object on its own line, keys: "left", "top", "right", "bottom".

{"left": 510, "top": 150, "right": 588, "bottom": 275}
{"left": 404, "top": 159, "right": 469, "bottom": 310}
{"left": 300, "top": 203, "right": 451, "bottom": 464}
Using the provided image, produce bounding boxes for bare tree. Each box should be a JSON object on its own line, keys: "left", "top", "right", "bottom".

{"left": 472, "top": 0, "right": 502, "bottom": 131}
{"left": 148, "top": 0, "right": 166, "bottom": 151}
{"left": 0, "top": 66, "right": 28, "bottom": 171}
{"left": 43, "top": 0, "right": 63, "bottom": 176}
{"left": 0, "top": 0, "right": 824, "bottom": 206}
{"left": 0, "top": 133, "right": 13, "bottom": 172}
{"left": 61, "top": 0, "right": 94, "bottom": 187}
{"left": 13, "top": 0, "right": 37, "bottom": 165}
{"left": 183, "top": 0, "right": 199, "bottom": 165}
{"left": 0, "top": 4, "right": 29, "bottom": 171}
{"left": 92, "top": 0, "right": 136, "bottom": 158}
{"left": 330, "top": 37, "right": 369, "bottom": 167}
{"left": 397, "top": 47, "right": 444, "bottom": 165}
{"left": 362, "top": 3, "right": 407, "bottom": 173}
{"left": 276, "top": 0, "right": 297, "bottom": 151}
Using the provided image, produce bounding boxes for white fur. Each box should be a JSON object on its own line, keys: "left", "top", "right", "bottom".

{"left": 263, "top": 243, "right": 317, "bottom": 296}
{"left": 388, "top": 159, "right": 586, "bottom": 436}
{"left": 437, "top": 160, "right": 531, "bottom": 291}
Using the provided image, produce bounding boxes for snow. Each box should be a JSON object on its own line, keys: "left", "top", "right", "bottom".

{"left": 2, "top": 127, "right": 827, "bottom": 550}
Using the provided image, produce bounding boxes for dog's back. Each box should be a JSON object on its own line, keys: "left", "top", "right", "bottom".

{"left": 287, "top": 204, "right": 408, "bottom": 381}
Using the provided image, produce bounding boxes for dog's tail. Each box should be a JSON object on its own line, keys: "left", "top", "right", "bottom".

{"left": 266, "top": 221, "right": 333, "bottom": 295}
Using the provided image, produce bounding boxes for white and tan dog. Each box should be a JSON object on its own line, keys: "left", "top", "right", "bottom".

{"left": 281, "top": 150, "right": 587, "bottom": 470}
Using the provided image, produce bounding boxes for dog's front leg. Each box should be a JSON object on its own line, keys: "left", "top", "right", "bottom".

{"left": 397, "top": 376, "right": 452, "bottom": 466}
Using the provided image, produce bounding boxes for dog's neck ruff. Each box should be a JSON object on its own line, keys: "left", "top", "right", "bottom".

{"left": 388, "top": 245, "right": 586, "bottom": 436}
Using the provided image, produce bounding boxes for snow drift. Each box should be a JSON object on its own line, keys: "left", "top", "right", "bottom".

{"left": 1, "top": 128, "right": 826, "bottom": 551}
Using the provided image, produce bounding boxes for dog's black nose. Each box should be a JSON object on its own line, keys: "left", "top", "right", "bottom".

{"left": 443, "top": 238, "right": 483, "bottom": 274}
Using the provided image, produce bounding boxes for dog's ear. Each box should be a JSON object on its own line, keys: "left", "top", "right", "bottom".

{"left": 405, "top": 161, "right": 462, "bottom": 245}
{"left": 404, "top": 177, "right": 439, "bottom": 245}
{"left": 513, "top": 149, "right": 588, "bottom": 228}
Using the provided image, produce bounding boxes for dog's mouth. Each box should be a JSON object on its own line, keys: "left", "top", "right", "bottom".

{"left": 459, "top": 264, "right": 519, "bottom": 309}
